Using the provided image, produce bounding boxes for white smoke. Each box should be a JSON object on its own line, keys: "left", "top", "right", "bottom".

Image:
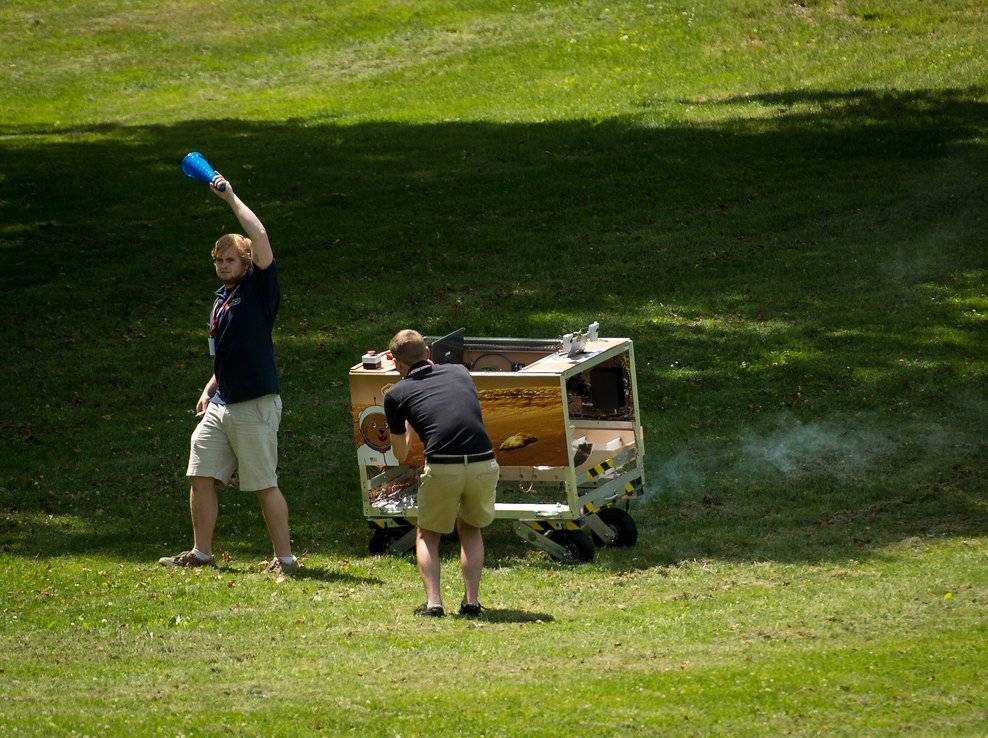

{"left": 740, "top": 415, "right": 890, "bottom": 477}
{"left": 643, "top": 414, "right": 899, "bottom": 501}
{"left": 644, "top": 450, "right": 704, "bottom": 500}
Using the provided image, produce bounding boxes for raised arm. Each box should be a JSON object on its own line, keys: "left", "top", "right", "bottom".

{"left": 210, "top": 174, "right": 273, "bottom": 268}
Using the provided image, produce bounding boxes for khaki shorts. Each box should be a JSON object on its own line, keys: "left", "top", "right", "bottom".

{"left": 416, "top": 458, "right": 499, "bottom": 534}
{"left": 187, "top": 394, "right": 282, "bottom": 492}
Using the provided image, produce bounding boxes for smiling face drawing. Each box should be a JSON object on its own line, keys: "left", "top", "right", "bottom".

{"left": 360, "top": 408, "right": 392, "bottom": 453}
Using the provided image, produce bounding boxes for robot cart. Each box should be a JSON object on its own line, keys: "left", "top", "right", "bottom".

{"left": 348, "top": 324, "right": 646, "bottom": 563}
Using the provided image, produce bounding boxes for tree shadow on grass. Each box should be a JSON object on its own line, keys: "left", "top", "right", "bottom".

{"left": 0, "top": 87, "right": 985, "bottom": 566}
{"left": 269, "top": 566, "right": 381, "bottom": 586}
{"left": 195, "top": 564, "right": 379, "bottom": 586}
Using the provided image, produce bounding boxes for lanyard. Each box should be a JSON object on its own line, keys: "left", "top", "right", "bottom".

{"left": 208, "top": 285, "right": 240, "bottom": 338}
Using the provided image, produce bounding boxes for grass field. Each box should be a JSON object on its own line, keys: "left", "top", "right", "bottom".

{"left": 1, "top": 1, "right": 986, "bottom": 735}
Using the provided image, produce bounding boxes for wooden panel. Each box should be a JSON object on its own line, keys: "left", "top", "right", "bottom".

{"left": 349, "top": 371, "right": 569, "bottom": 468}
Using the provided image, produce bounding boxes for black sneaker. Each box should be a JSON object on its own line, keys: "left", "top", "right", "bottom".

{"left": 458, "top": 601, "right": 485, "bottom": 618}
{"left": 414, "top": 603, "right": 445, "bottom": 618}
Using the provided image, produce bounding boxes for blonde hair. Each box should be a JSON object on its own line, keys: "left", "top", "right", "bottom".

{"left": 389, "top": 329, "right": 428, "bottom": 365}
{"left": 211, "top": 233, "right": 252, "bottom": 266}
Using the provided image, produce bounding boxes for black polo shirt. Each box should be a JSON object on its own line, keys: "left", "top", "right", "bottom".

{"left": 384, "top": 362, "right": 492, "bottom": 457}
{"left": 209, "top": 261, "right": 280, "bottom": 405}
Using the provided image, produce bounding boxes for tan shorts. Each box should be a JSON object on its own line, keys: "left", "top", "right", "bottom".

{"left": 187, "top": 394, "right": 282, "bottom": 492}
{"left": 416, "top": 458, "right": 499, "bottom": 534}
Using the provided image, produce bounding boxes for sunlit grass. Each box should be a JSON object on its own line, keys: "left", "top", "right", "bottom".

{"left": 1, "top": 0, "right": 986, "bottom": 735}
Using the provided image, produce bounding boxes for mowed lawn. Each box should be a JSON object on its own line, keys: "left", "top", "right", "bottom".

{"left": 0, "top": 1, "right": 986, "bottom": 735}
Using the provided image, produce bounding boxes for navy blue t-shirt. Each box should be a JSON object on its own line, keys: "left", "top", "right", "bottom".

{"left": 384, "top": 362, "right": 492, "bottom": 457}
{"left": 209, "top": 261, "right": 280, "bottom": 405}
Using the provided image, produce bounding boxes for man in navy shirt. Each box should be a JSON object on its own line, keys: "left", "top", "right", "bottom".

{"left": 160, "top": 173, "right": 298, "bottom": 574}
{"left": 384, "top": 329, "right": 499, "bottom": 617}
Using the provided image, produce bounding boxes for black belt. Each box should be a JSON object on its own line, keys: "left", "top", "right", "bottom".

{"left": 426, "top": 450, "right": 496, "bottom": 464}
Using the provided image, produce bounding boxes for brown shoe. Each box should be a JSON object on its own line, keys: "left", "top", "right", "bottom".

{"left": 159, "top": 550, "right": 216, "bottom": 568}
{"left": 263, "top": 556, "right": 301, "bottom": 574}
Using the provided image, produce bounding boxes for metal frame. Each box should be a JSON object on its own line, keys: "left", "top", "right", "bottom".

{"left": 352, "top": 334, "right": 646, "bottom": 561}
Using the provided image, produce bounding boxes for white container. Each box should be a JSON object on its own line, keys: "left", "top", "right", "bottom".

{"left": 361, "top": 351, "right": 383, "bottom": 370}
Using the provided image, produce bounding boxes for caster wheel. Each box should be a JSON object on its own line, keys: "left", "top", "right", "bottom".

{"left": 368, "top": 526, "right": 413, "bottom": 555}
{"left": 591, "top": 507, "right": 638, "bottom": 548}
{"left": 547, "top": 529, "right": 595, "bottom": 563}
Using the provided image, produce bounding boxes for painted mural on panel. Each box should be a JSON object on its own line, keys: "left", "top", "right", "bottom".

{"left": 348, "top": 370, "right": 568, "bottom": 470}
{"left": 473, "top": 375, "right": 568, "bottom": 467}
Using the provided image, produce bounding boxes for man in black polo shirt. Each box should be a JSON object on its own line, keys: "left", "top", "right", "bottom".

{"left": 159, "top": 172, "right": 298, "bottom": 574}
{"left": 384, "top": 329, "right": 499, "bottom": 617}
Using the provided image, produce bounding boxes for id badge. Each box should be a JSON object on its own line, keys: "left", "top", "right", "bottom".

{"left": 208, "top": 337, "right": 216, "bottom": 356}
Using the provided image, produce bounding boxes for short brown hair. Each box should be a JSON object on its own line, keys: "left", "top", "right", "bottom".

{"left": 389, "top": 329, "right": 428, "bottom": 365}
{"left": 211, "top": 233, "right": 252, "bottom": 266}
